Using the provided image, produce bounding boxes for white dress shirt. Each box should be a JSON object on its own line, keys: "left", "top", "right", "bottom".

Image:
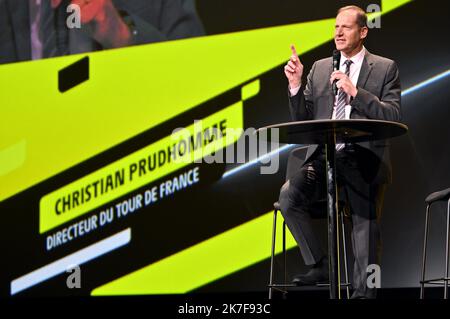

{"left": 289, "top": 46, "right": 366, "bottom": 119}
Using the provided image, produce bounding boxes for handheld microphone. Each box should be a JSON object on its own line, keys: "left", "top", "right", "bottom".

{"left": 332, "top": 50, "right": 341, "bottom": 96}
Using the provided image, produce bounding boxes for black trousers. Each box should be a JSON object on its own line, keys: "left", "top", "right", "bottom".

{"left": 278, "top": 145, "right": 386, "bottom": 298}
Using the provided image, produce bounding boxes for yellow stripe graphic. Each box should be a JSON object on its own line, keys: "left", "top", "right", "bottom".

{"left": 91, "top": 211, "right": 296, "bottom": 295}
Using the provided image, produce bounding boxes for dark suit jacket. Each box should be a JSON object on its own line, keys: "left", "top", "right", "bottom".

{"left": 289, "top": 50, "right": 402, "bottom": 184}
{"left": 0, "top": 0, "right": 204, "bottom": 65}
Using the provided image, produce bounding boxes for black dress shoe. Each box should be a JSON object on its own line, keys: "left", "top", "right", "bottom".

{"left": 292, "top": 258, "right": 329, "bottom": 286}
{"left": 292, "top": 268, "right": 329, "bottom": 286}
{"left": 350, "top": 291, "right": 376, "bottom": 299}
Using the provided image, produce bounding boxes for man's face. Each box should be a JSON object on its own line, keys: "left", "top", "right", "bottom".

{"left": 334, "top": 9, "right": 367, "bottom": 55}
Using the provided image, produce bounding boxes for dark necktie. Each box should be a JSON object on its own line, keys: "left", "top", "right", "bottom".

{"left": 39, "top": 0, "right": 69, "bottom": 58}
{"left": 335, "top": 60, "right": 353, "bottom": 120}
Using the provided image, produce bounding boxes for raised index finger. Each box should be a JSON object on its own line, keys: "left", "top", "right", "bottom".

{"left": 290, "top": 44, "right": 298, "bottom": 57}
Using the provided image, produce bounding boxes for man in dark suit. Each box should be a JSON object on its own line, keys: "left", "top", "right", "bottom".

{"left": 0, "top": 0, "right": 204, "bottom": 65}
{"left": 279, "top": 5, "right": 401, "bottom": 299}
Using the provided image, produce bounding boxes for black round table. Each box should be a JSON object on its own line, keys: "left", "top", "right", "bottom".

{"left": 256, "top": 119, "right": 408, "bottom": 299}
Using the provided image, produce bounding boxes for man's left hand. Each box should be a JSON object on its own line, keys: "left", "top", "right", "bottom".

{"left": 330, "top": 71, "right": 358, "bottom": 98}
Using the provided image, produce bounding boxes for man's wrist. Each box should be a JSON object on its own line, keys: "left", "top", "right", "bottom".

{"left": 289, "top": 83, "right": 301, "bottom": 97}
{"left": 118, "top": 10, "right": 138, "bottom": 38}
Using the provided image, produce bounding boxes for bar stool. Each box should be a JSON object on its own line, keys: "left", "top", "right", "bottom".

{"left": 267, "top": 147, "right": 352, "bottom": 299}
{"left": 268, "top": 200, "right": 351, "bottom": 299}
{"left": 420, "top": 187, "right": 450, "bottom": 299}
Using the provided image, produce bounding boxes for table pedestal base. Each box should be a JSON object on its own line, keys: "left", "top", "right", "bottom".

{"left": 325, "top": 139, "right": 340, "bottom": 299}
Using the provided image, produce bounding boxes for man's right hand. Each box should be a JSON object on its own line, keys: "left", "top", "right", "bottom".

{"left": 284, "top": 44, "right": 303, "bottom": 89}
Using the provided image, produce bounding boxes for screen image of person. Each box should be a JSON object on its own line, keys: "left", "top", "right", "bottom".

{"left": 0, "top": 0, "right": 205, "bottom": 65}
{"left": 280, "top": 5, "right": 401, "bottom": 299}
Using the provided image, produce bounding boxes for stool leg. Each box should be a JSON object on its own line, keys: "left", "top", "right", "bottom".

{"left": 283, "top": 220, "right": 287, "bottom": 290}
{"left": 269, "top": 209, "right": 278, "bottom": 299}
{"left": 445, "top": 199, "right": 450, "bottom": 299}
{"left": 341, "top": 212, "right": 350, "bottom": 299}
{"left": 420, "top": 204, "right": 431, "bottom": 299}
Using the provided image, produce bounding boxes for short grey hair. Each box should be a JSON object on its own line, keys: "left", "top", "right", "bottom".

{"left": 337, "top": 5, "right": 368, "bottom": 28}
